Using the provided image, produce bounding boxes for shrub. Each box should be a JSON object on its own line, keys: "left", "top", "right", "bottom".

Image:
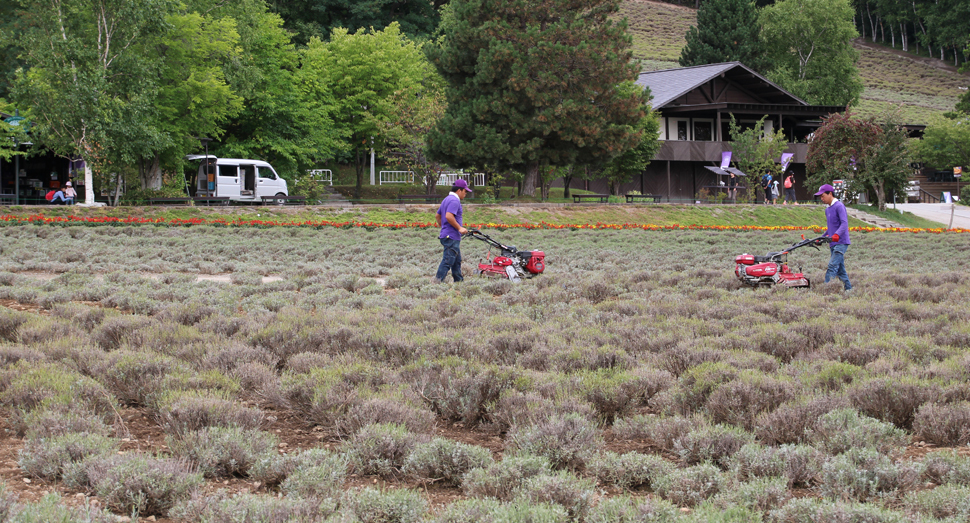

{"left": 249, "top": 448, "right": 337, "bottom": 488}
{"left": 406, "top": 358, "right": 517, "bottom": 425}
{"left": 817, "top": 447, "right": 922, "bottom": 502}
{"left": 755, "top": 395, "right": 846, "bottom": 445}
{"left": 336, "top": 487, "right": 426, "bottom": 523}
{"left": 336, "top": 397, "right": 437, "bottom": 438}
{"left": 806, "top": 408, "right": 908, "bottom": 455}
{"left": 921, "top": 450, "right": 970, "bottom": 486}
{"left": 488, "top": 390, "right": 596, "bottom": 434}
{"left": 463, "top": 454, "right": 553, "bottom": 500}
{"left": 0, "top": 309, "right": 29, "bottom": 342}
{"left": 18, "top": 408, "right": 111, "bottom": 439}
{"left": 281, "top": 453, "right": 348, "bottom": 499}
{"left": 0, "top": 361, "right": 116, "bottom": 429}
{"left": 156, "top": 393, "right": 264, "bottom": 438}
{"left": 728, "top": 443, "right": 822, "bottom": 488}
{"left": 612, "top": 414, "right": 706, "bottom": 450}
{"left": 652, "top": 463, "right": 725, "bottom": 508}
{"left": 767, "top": 497, "right": 908, "bottom": 523}
{"left": 167, "top": 426, "right": 278, "bottom": 478}
{"left": 4, "top": 493, "right": 117, "bottom": 523}
{"left": 88, "top": 349, "right": 176, "bottom": 406}
{"left": 434, "top": 498, "right": 569, "bottom": 523}
{"left": 90, "top": 314, "right": 155, "bottom": 350}
{"left": 18, "top": 433, "right": 118, "bottom": 480}
{"left": 513, "top": 470, "right": 596, "bottom": 520}
{"left": 846, "top": 376, "right": 940, "bottom": 429}
{"left": 346, "top": 423, "right": 428, "bottom": 478}
{"left": 77, "top": 454, "right": 203, "bottom": 517}
{"left": 912, "top": 402, "right": 970, "bottom": 446}
{"left": 585, "top": 495, "right": 679, "bottom": 523}
{"left": 403, "top": 438, "right": 493, "bottom": 487}
{"left": 704, "top": 372, "right": 796, "bottom": 430}
{"left": 585, "top": 451, "right": 674, "bottom": 489}
{"left": 710, "top": 476, "right": 790, "bottom": 513}
{"left": 900, "top": 484, "right": 970, "bottom": 520}
{"left": 508, "top": 413, "right": 602, "bottom": 470}
{"left": 687, "top": 503, "right": 764, "bottom": 523}
{"left": 674, "top": 424, "right": 756, "bottom": 468}
{"left": 171, "top": 492, "right": 335, "bottom": 523}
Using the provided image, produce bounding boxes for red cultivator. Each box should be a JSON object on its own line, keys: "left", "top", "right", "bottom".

{"left": 466, "top": 229, "right": 545, "bottom": 282}
{"left": 735, "top": 235, "right": 831, "bottom": 288}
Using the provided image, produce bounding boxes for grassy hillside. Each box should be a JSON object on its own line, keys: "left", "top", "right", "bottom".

{"left": 619, "top": 0, "right": 968, "bottom": 123}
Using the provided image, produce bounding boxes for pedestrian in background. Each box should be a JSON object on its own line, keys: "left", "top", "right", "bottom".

{"left": 63, "top": 182, "right": 77, "bottom": 205}
{"left": 783, "top": 173, "right": 797, "bottom": 205}
{"left": 434, "top": 179, "right": 472, "bottom": 283}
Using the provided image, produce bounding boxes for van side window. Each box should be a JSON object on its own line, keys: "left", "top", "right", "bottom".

{"left": 218, "top": 165, "right": 237, "bottom": 177}
{"left": 257, "top": 167, "right": 276, "bottom": 180}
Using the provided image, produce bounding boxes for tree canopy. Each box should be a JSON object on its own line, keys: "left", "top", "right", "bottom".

{"left": 760, "top": 0, "right": 864, "bottom": 106}
{"left": 678, "top": 0, "right": 768, "bottom": 73}
{"left": 426, "top": 0, "right": 647, "bottom": 197}
{"left": 910, "top": 115, "right": 970, "bottom": 174}
{"left": 265, "top": 0, "right": 445, "bottom": 45}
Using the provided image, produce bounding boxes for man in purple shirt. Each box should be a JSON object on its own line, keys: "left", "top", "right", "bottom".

{"left": 434, "top": 178, "right": 471, "bottom": 282}
{"left": 814, "top": 184, "right": 852, "bottom": 292}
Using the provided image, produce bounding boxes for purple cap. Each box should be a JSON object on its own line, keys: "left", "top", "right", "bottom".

{"left": 814, "top": 184, "right": 835, "bottom": 196}
{"left": 454, "top": 178, "right": 472, "bottom": 193}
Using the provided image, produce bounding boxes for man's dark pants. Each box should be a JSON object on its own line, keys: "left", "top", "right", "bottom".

{"left": 436, "top": 236, "right": 463, "bottom": 282}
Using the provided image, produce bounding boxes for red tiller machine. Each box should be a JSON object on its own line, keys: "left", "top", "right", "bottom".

{"left": 465, "top": 229, "right": 545, "bottom": 283}
{"left": 735, "top": 235, "right": 831, "bottom": 288}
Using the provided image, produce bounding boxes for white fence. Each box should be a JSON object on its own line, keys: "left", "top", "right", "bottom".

{"left": 436, "top": 172, "right": 486, "bottom": 187}
{"left": 379, "top": 171, "right": 415, "bottom": 184}
{"left": 307, "top": 169, "right": 333, "bottom": 185}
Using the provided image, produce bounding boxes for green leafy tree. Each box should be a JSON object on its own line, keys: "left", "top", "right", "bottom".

{"left": 679, "top": 0, "right": 768, "bottom": 72}
{"left": 383, "top": 82, "right": 448, "bottom": 195}
{"left": 600, "top": 107, "right": 663, "bottom": 195}
{"left": 760, "top": 0, "right": 864, "bottom": 106}
{"left": 911, "top": 115, "right": 970, "bottom": 177}
{"left": 266, "top": 0, "right": 444, "bottom": 45}
{"left": 728, "top": 115, "right": 789, "bottom": 201}
{"left": 11, "top": 0, "right": 174, "bottom": 204}
{"left": 206, "top": 0, "right": 341, "bottom": 182}
{"left": 304, "top": 22, "right": 436, "bottom": 199}
{"left": 137, "top": 10, "right": 245, "bottom": 189}
{"left": 426, "top": 0, "right": 647, "bottom": 197}
{"left": 806, "top": 110, "right": 910, "bottom": 211}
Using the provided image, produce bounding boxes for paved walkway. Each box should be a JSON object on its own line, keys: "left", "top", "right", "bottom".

{"left": 893, "top": 203, "right": 970, "bottom": 229}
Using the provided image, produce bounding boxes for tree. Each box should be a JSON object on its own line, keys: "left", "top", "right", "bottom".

{"left": 304, "top": 22, "right": 437, "bottom": 199}
{"left": 679, "top": 0, "right": 768, "bottom": 72}
{"left": 599, "top": 107, "right": 663, "bottom": 195}
{"left": 266, "top": 0, "right": 443, "bottom": 45}
{"left": 208, "top": 0, "right": 342, "bottom": 182}
{"left": 911, "top": 115, "right": 970, "bottom": 175}
{"left": 728, "top": 115, "right": 789, "bottom": 201}
{"left": 136, "top": 10, "right": 244, "bottom": 189}
{"left": 425, "top": 0, "right": 647, "bottom": 197}
{"left": 383, "top": 82, "right": 448, "bottom": 195}
{"left": 760, "top": 0, "right": 864, "bottom": 106}
{"left": 806, "top": 110, "right": 910, "bottom": 211}
{"left": 11, "top": 0, "right": 174, "bottom": 205}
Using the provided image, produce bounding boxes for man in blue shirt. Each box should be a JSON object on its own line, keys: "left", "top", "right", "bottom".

{"left": 50, "top": 189, "right": 68, "bottom": 205}
{"left": 815, "top": 184, "right": 852, "bottom": 292}
{"left": 434, "top": 178, "right": 471, "bottom": 282}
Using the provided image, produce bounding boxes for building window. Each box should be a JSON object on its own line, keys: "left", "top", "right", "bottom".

{"left": 694, "top": 121, "right": 713, "bottom": 141}
{"left": 677, "top": 121, "right": 688, "bottom": 141}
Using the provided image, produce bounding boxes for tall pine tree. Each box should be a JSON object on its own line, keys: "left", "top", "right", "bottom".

{"left": 425, "top": 0, "right": 647, "bottom": 197}
{"left": 678, "top": 0, "right": 768, "bottom": 72}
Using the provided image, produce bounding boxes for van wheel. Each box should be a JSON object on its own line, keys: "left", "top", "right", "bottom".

{"left": 273, "top": 193, "right": 287, "bottom": 205}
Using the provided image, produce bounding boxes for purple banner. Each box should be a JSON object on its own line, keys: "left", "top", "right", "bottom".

{"left": 780, "top": 153, "right": 794, "bottom": 173}
{"left": 721, "top": 151, "right": 732, "bottom": 169}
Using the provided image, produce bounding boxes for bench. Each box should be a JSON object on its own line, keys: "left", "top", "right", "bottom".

{"left": 148, "top": 197, "right": 191, "bottom": 205}
{"left": 625, "top": 194, "right": 662, "bottom": 203}
{"left": 192, "top": 196, "right": 230, "bottom": 206}
{"left": 398, "top": 194, "right": 439, "bottom": 203}
{"left": 572, "top": 194, "right": 611, "bottom": 203}
{"left": 260, "top": 195, "right": 306, "bottom": 205}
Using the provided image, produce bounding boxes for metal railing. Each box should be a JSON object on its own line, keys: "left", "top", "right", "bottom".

{"left": 307, "top": 169, "right": 333, "bottom": 185}
{"left": 436, "top": 172, "right": 486, "bottom": 186}
{"left": 379, "top": 171, "right": 415, "bottom": 184}
{"left": 919, "top": 188, "right": 941, "bottom": 203}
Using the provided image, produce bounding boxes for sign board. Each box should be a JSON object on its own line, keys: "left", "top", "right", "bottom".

{"left": 4, "top": 116, "right": 25, "bottom": 126}
{"left": 954, "top": 166, "right": 962, "bottom": 178}
{"left": 943, "top": 191, "right": 952, "bottom": 204}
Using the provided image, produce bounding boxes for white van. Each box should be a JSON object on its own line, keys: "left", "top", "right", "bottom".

{"left": 187, "top": 156, "right": 289, "bottom": 204}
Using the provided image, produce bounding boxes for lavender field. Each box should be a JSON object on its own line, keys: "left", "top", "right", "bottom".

{"left": 1, "top": 223, "right": 970, "bottom": 522}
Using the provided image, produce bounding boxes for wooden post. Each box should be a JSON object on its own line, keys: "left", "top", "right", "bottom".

{"left": 667, "top": 161, "right": 671, "bottom": 202}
